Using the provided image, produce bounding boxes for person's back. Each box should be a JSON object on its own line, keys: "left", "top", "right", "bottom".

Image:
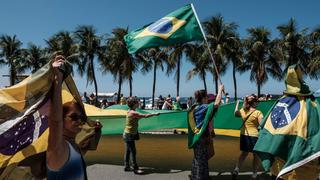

{"left": 239, "top": 108, "right": 261, "bottom": 137}
{"left": 124, "top": 111, "right": 139, "bottom": 134}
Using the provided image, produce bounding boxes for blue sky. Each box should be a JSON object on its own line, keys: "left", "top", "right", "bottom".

{"left": 0, "top": 0, "right": 319, "bottom": 97}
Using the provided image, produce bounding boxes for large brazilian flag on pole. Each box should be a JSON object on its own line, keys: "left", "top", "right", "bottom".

{"left": 254, "top": 65, "right": 320, "bottom": 179}
{"left": 124, "top": 4, "right": 203, "bottom": 54}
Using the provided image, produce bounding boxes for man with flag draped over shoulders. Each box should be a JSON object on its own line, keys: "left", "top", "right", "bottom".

{"left": 254, "top": 64, "right": 320, "bottom": 180}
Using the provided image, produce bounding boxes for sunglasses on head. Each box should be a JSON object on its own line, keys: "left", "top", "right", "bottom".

{"left": 66, "top": 113, "right": 86, "bottom": 122}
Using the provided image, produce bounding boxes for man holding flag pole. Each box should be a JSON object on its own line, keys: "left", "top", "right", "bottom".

{"left": 124, "top": 4, "right": 225, "bottom": 179}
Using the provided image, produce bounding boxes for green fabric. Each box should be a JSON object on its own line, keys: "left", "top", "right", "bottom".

{"left": 187, "top": 103, "right": 214, "bottom": 149}
{"left": 91, "top": 100, "right": 279, "bottom": 135}
{"left": 124, "top": 4, "right": 203, "bottom": 54}
{"left": 254, "top": 96, "right": 320, "bottom": 178}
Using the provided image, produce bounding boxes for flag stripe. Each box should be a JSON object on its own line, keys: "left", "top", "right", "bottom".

{"left": 0, "top": 95, "right": 46, "bottom": 135}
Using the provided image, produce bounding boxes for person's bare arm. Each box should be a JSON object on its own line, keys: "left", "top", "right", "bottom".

{"left": 234, "top": 100, "right": 241, "bottom": 117}
{"left": 47, "top": 56, "right": 68, "bottom": 170}
{"left": 258, "top": 114, "right": 264, "bottom": 124}
{"left": 131, "top": 111, "right": 160, "bottom": 119}
{"left": 214, "top": 84, "right": 224, "bottom": 107}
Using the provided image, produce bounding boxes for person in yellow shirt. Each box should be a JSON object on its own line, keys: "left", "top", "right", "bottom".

{"left": 123, "top": 97, "right": 159, "bottom": 174}
{"left": 232, "top": 95, "right": 264, "bottom": 180}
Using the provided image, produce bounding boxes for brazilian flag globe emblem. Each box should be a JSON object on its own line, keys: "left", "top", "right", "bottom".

{"left": 124, "top": 4, "right": 203, "bottom": 54}
{"left": 135, "top": 17, "right": 186, "bottom": 39}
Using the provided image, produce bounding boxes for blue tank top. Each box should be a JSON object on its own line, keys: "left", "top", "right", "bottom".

{"left": 47, "top": 141, "right": 87, "bottom": 180}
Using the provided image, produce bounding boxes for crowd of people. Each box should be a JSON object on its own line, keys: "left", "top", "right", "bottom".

{"left": 82, "top": 90, "right": 274, "bottom": 112}
{"left": 43, "top": 55, "right": 319, "bottom": 180}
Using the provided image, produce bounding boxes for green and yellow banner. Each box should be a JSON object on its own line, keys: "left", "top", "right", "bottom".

{"left": 124, "top": 4, "right": 203, "bottom": 54}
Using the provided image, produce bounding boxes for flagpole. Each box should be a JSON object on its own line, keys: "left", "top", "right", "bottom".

{"left": 190, "top": 3, "right": 223, "bottom": 86}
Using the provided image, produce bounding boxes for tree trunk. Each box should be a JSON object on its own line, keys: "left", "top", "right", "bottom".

{"left": 152, "top": 62, "right": 157, "bottom": 108}
{"left": 257, "top": 83, "right": 261, "bottom": 98}
{"left": 214, "top": 73, "right": 218, "bottom": 94}
{"left": 129, "top": 76, "right": 132, "bottom": 97}
{"left": 90, "top": 57, "right": 98, "bottom": 106}
{"left": 117, "top": 74, "right": 122, "bottom": 104}
{"left": 10, "top": 64, "right": 16, "bottom": 86}
{"left": 202, "top": 72, "right": 207, "bottom": 92}
{"left": 233, "top": 62, "right": 237, "bottom": 101}
{"left": 176, "top": 59, "right": 180, "bottom": 97}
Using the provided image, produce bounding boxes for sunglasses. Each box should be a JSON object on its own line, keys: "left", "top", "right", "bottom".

{"left": 66, "top": 113, "right": 86, "bottom": 122}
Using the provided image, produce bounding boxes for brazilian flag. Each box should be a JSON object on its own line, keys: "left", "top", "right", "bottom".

{"left": 188, "top": 103, "right": 214, "bottom": 148}
{"left": 254, "top": 65, "right": 320, "bottom": 178}
{"left": 0, "top": 62, "right": 98, "bottom": 179}
{"left": 124, "top": 4, "right": 203, "bottom": 54}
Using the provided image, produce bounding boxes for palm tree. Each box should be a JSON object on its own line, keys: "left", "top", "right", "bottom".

{"left": 25, "top": 43, "right": 48, "bottom": 73}
{"left": 165, "top": 43, "right": 193, "bottom": 96}
{"left": 308, "top": 26, "right": 320, "bottom": 79}
{"left": 239, "top": 27, "right": 282, "bottom": 96}
{"left": 203, "top": 14, "right": 238, "bottom": 93}
{"left": 186, "top": 43, "right": 211, "bottom": 91}
{"left": 0, "top": 35, "right": 25, "bottom": 86}
{"left": 140, "top": 48, "right": 168, "bottom": 108}
{"left": 45, "top": 31, "right": 79, "bottom": 74}
{"left": 74, "top": 25, "right": 101, "bottom": 105}
{"left": 102, "top": 27, "right": 138, "bottom": 102}
{"left": 276, "top": 18, "right": 309, "bottom": 72}
{"left": 226, "top": 35, "right": 243, "bottom": 100}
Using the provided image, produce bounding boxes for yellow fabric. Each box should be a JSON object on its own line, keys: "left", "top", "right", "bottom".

{"left": 5, "top": 166, "right": 34, "bottom": 180}
{"left": 187, "top": 107, "right": 200, "bottom": 134}
{"left": 284, "top": 65, "right": 312, "bottom": 96}
{"left": 271, "top": 158, "right": 319, "bottom": 180}
{"left": 0, "top": 65, "right": 53, "bottom": 123}
{"left": 214, "top": 129, "right": 240, "bottom": 137}
{"left": 0, "top": 62, "right": 99, "bottom": 179}
{"left": 264, "top": 96, "right": 308, "bottom": 139}
{"left": 239, "top": 108, "right": 262, "bottom": 137}
{"left": 83, "top": 103, "right": 127, "bottom": 116}
{"left": 174, "top": 128, "right": 241, "bottom": 137}
{"left": 124, "top": 113, "right": 139, "bottom": 134}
